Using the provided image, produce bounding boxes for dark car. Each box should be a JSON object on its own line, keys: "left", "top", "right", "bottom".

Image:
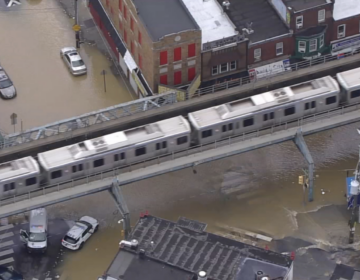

{"left": 0, "top": 266, "right": 23, "bottom": 280}
{"left": 0, "top": 65, "right": 16, "bottom": 99}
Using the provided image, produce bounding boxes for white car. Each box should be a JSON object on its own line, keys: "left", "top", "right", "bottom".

{"left": 60, "top": 47, "right": 87, "bottom": 76}
{"left": 62, "top": 216, "right": 99, "bottom": 250}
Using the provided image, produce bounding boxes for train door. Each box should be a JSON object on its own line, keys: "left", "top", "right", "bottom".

{"left": 155, "top": 140, "right": 168, "bottom": 156}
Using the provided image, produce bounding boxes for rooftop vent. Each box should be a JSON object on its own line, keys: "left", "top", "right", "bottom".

{"left": 255, "top": 271, "right": 270, "bottom": 280}
{"left": 222, "top": 0, "right": 230, "bottom": 10}
{"left": 273, "top": 90, "right": 287, "bottom": 98}
{"left": 119, "top": 239, "right": 139, "bottom": 250}
{"left": 198, "top": 271, "right": 207, "bottom": 280}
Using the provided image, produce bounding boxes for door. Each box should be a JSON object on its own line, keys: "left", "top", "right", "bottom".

{"left": 65, "top": 55, "right": 71, "bottom": 69}
{"left": 20, "top": 230, "right": 29, "bottom": 243}
{"left": 82, "top": 227, "right": 91, "bottom": 242}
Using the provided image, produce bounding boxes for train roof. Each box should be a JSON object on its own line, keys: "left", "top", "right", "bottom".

{"left": 189, "top": 76, "right": 339, "bottom": 129}
{"left": 336, "top": 68, "right": 360, "bottom": 90}
{"left": 0, "top": 157, "right": 39, "bottom": 182}
{"left": 37, "top": 116, "right": 191, "bottom": 170}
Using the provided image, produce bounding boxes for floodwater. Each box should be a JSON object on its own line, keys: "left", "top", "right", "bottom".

{"left": 0, "top": 0, "right": 134, "bottom": 134}
{"left": 50, "top": 121, "right": 360, "bottom": 280}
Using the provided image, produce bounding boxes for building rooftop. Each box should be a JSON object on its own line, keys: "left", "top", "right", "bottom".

{"left": 333, "top": 0, "right": 360, "bottom": 21}
{"left": 219, "top": 0, "right": 290, "bottom": 44}
{"left": 180, "top": 0, "right": 238, "bottom": 46}
{"left": 132, "top": 0, "right": 199, "bottom": 41}
{"left": 330, "top": 264, "right": 360, "bottom": 280}
{"left": 282, "top": 0, "right": 329, "bottom": 12}
{"left": 102, "top": 215, "right": 292, "bottom": 280}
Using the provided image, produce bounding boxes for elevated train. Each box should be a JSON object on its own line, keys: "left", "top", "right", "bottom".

{"left": 1, "top": 67, "right": 360, "bottom": 198}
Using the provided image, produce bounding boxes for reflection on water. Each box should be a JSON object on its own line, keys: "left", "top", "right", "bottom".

{"left": 0, "top": 0, "right": 133, "bottom": 133}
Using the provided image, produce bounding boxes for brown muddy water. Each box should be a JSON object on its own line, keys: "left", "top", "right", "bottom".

{"left": 0, "top": 0, "right": 133, "bottom": 134}
{"left": 50, "top": 121, "right": 360, "bottom": 279}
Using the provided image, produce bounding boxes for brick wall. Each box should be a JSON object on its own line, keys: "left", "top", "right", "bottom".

{"left": 332, "top": 16, "right": 360, "bottom": 41}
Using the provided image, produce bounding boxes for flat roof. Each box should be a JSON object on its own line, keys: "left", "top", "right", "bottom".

{"left": 132, "top": 0, "right": 199, "bottom": 41}
{"left": 336, "top": 68, "right": 360, "bottom": 89}
{"left": 0, "top": 157, "right": 39, "bottom": 182}
{"left": 333, "top": 0, "right": 360, "bottom": 21}
{"left": 103, "top": 216, "right": 292, "bottom": 280}
{"left": 180, "top": 0, "right": 238, "bottom": 46}
{"left": 282, "top": 0, "right": 328, "bottom": 12}
{"left": 219, "top": 0, "right": 290, "bottom": 43}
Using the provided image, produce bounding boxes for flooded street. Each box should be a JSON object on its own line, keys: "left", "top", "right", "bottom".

{"left": 50, "top": 121, "right": 360, "bottom": 280}
{"left": 0, "top": 0, "right": 134, "bottom": 134}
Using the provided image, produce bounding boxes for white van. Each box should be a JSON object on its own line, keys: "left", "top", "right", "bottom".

{"left": 20, "top": 208, "right": 48, "bottom": 253}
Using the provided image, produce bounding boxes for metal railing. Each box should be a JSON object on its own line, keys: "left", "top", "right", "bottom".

{"left": 1, "top": 48, "right": 360, "bottom": 150}
{"left": 1, "top": 101, "right": 359, "bottom": 207}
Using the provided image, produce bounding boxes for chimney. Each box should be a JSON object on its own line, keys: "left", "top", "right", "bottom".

{"left": 198, "top": 271, "right": 207, "bottom": 280}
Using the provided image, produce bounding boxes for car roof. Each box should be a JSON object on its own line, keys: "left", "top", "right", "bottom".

{"left": 0, "top": 71, "right": 9, "bottom": 81}
{"left": 66, "top": 221, "right": 89, "bottom": 239}
{"left": 66, "top": 52, "right": 82, "bottom": 62}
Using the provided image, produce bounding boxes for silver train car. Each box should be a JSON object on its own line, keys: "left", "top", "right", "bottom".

{"left": 1, "top": 68, "right": 360, "bottom": 198}
{"left": 37, "top": 116, "right": 191, "bottom": 185}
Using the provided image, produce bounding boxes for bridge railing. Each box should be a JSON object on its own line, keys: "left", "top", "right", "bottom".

{"left": 0, "top": 101, "right": 359, "bottom": 207}
{"left": 1, "top": 48, "right": 360, "bottom": 150}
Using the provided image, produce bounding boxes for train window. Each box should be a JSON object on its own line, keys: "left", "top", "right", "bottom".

{"left": 311, "top": 101, "right": 316, "bottom": 108}
{"left": 351, "top": 89, "right": 360, "bottom": 98}
{"left": 284, "top": 107, "right": 295, "bottom": 116}
{"left": 72, "top": 166, "right": 77, "bottom": 173}
{"left": 93, "top": 158, "right": 104, "bottom": 167}
{"left": 177, "top": 136, "right": 188, "bottom": 145}
{"left": 243, "top": 118, "right": 254, "bottom": 127}
{"left": 228, "top": 123, "right": 233, "bottom": 131}
{"left": 114, "top": 153, "right": 126, "bottom": 161}
{"left": 135, "top": 147, "right": 146, "bottom": 156}
{"left": 269, "top": 112, "right": 274, "bottom": 119}
{"left": 304, "top": 102, "right": 309, "bottom": 110}
{"left": 79, "top": 164, "right": 83, "bottom": 171}
{"left": 162, "top": 141, "right": 167, "bottom": 149}
{"left": 3, "top": 183, "right": 15, "bottom": 192}
{"left": 120, "top": 152, "right": 125, "bottom": 160}
{"left": 51, "top": 170, "right": 62, "bottom": 179}
{"left": 326, "top": 96, "right": 337, "bottom": 105}
{"left": 156, "top": 143, "right": 161, "bottom": 150}
{"left": 114, "top": 154, "right": 119, "bottom": 161}
{"left": 202, "top": 130, "right": 212, "bottom": 138}
{"left": 222, "top": 125, "right": 227, "bottom": 132}
{"left": 263, "top": 114, "right": 268, "bottom": 121}
{"left": 26, "top": 177, "right": 37, "bottom": 186}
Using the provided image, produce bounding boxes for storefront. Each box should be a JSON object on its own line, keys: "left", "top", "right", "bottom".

{"left": 331, "top": 35, "right": 360, "bottom": 56}
{"left": 248, "top": 59, "right": 291, "bottom": 80}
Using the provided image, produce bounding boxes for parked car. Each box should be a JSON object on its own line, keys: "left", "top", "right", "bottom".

{"left": 0, "top": 266, "right": 23, "bottom": 280}
{"left": 62, "top": 216, "right": 99, "bottom": 250}
{"left": 0, "top": 65, "right": 16, "bottom": 99}
{"left": 60, "top": 47, "right": 87, "bottom": 76}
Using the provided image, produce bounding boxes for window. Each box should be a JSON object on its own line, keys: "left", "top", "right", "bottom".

{"left": 202, "top": 130, "right": 212, "bottom": 138}
{"left": 138, "top": 31, "right": 142, "bottom": 45}
{"left": 174, "top": 71, "right": 182, "bottom": 85}
{"left": 320, "top": 34, "right": 324, "bottom": 48}
{"left": 93, "top": 158, "right": 104, "bottom": 168}
{"left": 284, "top": 107, "right": 295, "bottom": 116}
{"left": 228, "top": 123, "right": 233, "bottom": 130}
{"left": 263, "top": 114, "right": 268, "bottom": 121}
{"left": 51, "top": 170, "right": 62, "bottom": 179}
{"left": 130, "top": 17, "right": 134, "bottom": 32}
{"left": 26, "top": 177, "right": 37, "bottom": 186}
{"left": 220, "top": 63, "right": 228, "bottom": 73}
{"left": 135, "top": 147, "right": 146, "bottom": 156}
{"left": 311, "top": 101, "right": 316, "bottom": 108}
{"left": 156, "top": 143, "right": 161, "bottom": 150}
{"left": 276, "top": 42, "right": 283, "bottom": 56}
{"left": 3, "top": 183, "right": 15, "bottom": 192}
{"left": 72, "top": 166, "right": 77, "bottom": 173}
{"left": 318, "top": 9, "right": 325, "bottom": 22}
{"left": 177, "top": 136, "right": 188, "bottom": 145}
{"left": 119, "top": 0, "right": 122, "bottom": 12}
{"left": 338, "top": 24, "right": 346, "bottom": 39}
{"left": 114, "top": 153, "right": 125, "bottom": 161}
{"left": 243, "top": 118, "right": 254, "bottom": 127}
{"left": 309, "top": 39, "right": 317, "bottom": 52}
{"left": 296, "top": 16, "right": 303, "bottom": 28}
{"left": 79, "top": 164, "right": 83, "bottom": 171}
{"left": 156, "top": 141, "right": 167, "bottom": 149}
{"left": 138, "top": 54, "right": 142, "bottom": 69}
{"left": 160, "top": 51, "right": 167, "bottom": 65}
{"left": 298, "top": 41, "right": 306, "bottom": 53}
{"left": 123, "top": 5, "right": 127, "bottom": 20}
{"left": 270, "top": 112, "right": 274, "bottom": 119}
{"left": 254, "top": 48, "right": 261, "bottom": 60}
{"left": 174, "top": 47, "right": 181, "bottom": 62}
{"left": 326, "top": 96, "right": 337, "bottom": 105}
{"left": 212, "top": 65, "right": 218, "bottom": 76}
{"left": 124, "top": 29, "right": 127, "bottom": 45}
{"left": 162, "top": 141, "right": 167, "bottom": 148}
{"left": 160, "top": 74, "right": 168, "bottom": 85}
{"left": 305, "top": 102, "right": 309, "bottom": 110}
{"left": 131, "top": 41, "right": 135, "bottom": 55}
{"left": 188, "top": 43, "right": 196, "bottom": 58}
{"left": 188, "top": 67, "right": 195, "bottom": 82}
{"left": 222, "top": 125, "right": 227, "bottom": 132}
{"left": 230, "top": 61, "right": 236, "bottom": 71}
{"left": 351, "top": 89, "right": 360, "bottom": 98}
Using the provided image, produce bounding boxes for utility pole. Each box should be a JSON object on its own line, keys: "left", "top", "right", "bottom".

{"left": 74, "top": 0, "right": 81, "bottom": 49}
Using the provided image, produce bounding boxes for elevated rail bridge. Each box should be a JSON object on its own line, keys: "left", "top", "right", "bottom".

{"left": 1, "top": 50, "right": 360, "bottom": 163}
{"left": 0, "top": 103, "right": 359, "bottom": 218}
